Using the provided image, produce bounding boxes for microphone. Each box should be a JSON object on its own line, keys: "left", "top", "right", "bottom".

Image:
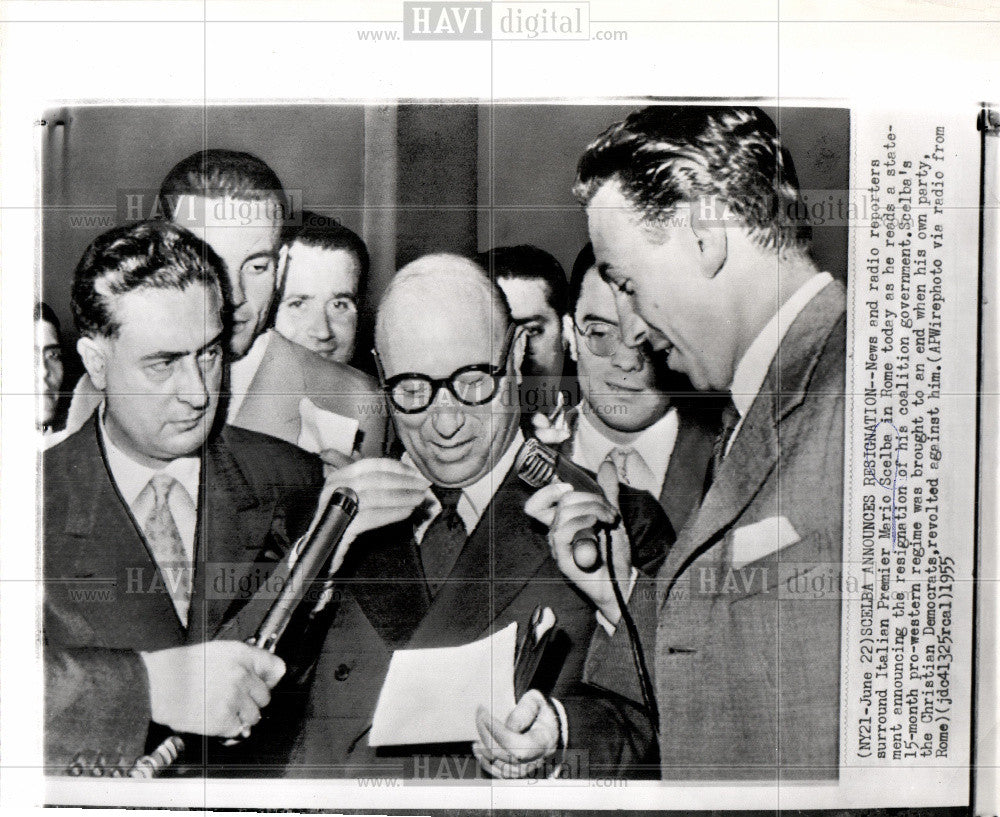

{"left": 129, "top": 487, "right": 359, "bottom": 777}
{"left": 514, "top": 437, "right": 607, "bottom": 572}
{"left": 250, "top": 486, "right": 359, "bottom": 653}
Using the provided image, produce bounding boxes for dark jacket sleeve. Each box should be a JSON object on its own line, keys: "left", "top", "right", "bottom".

{"left": 44, "top": 647, "right": 152, "bottom": 775}
{"left": 559, "top": 684, "right": 659, "bottom": 779}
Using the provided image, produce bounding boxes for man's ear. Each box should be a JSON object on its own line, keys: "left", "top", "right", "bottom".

{"left": 688, "top": 199, "right": 728, "bottom": 278}
{"left": 77, "top": 336, "right": 110, "bottom": 390}
{"left": 511, "top": 325, "right": 528, "bottom": 386}
{"left": 562, "top": 314, "right": 578, "bottom": 362}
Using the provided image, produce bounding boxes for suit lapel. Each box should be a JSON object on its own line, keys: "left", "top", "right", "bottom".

{"left": 188, "top": 432, "right": 277, "bottom": 640}
{"left": 60, "top": 417, "right": 185, "bottom": 647}
{"left": 658, "top": 411, "right": 715, "bottom": 533}
{"left": 407, "top": 469, "right": 549, "bottom": 648}
{"left": 349, "top": 523, "right": 432, "bottom": 648}
{"left": 234, "top": 332, "right": 306, "bottom": 446}
{"left": 660, "top": 281, "right": 847, "bottom": 602}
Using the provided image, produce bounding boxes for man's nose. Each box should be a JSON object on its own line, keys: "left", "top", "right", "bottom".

{"left": 610, "top": 338, "right": 644, "bottom": 373}
{"left": 614, "top": 292, "right": 650, "bottom": 349}
{"left": 307, "top": 308, "right": 334, "bottom": 341}
{"left": 428, "top": 388, "right": 465, "bottom": 438}
{"left": 228, "top": 266, "right": 246, "bottom": 309}
{"left": 177, "top": 358, "right": 211, "bottom": 409}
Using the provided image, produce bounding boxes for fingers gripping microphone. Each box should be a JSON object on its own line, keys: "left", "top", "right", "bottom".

{"left": 130, "top": 488, "right": 359, "bottom": 777}
{"left": 515, "top": 437, "right": 608, "bottom": 572}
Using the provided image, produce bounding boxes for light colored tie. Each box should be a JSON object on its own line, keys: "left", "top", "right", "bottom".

{"left": 140, "top": 474, "right": 193, "bottom": 627}
{"left": 606, "top": 447, "right": 655, "bottom": 494}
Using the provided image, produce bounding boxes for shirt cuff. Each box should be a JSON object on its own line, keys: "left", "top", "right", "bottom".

{"left": 549, "top": 697, "right": 569, "bottom": 778}
{"left": 595, "top": 567, "right": 639, "bottom": 635}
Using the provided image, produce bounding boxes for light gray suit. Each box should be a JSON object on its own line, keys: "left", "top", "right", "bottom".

{"left": 571, "top": 279, "right": 846, "bottom": 780}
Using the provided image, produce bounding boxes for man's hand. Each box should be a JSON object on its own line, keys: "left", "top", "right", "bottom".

{"left": 323, "top": 457, "right": 431, "bottom": 555}
{"left": 318, "top": 447, "right": 356, "bottom": 477}
{"left": 524, "top": 460, "right": 633, "bottom": 624}
{"left": 473, "top": 690, "right": 560, "bottom": 778}
{"left": 140, "top": 641, "right": 286, "bottom": 738}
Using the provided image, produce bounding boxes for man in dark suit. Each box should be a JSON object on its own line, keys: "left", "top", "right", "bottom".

{"left": 477, "top": 106, "right": 845, "bottom": 781}
{"left": 44, "top": 221, "right": 324, "bottom": 776}
{"left": 287, "top": 253, "right": 671, "bottom": 778}
{"left": 61, "top": 150, "right": 386, "bottom": 461}
{"left": 534, "top": 242, "right": 716, "bottom": 534}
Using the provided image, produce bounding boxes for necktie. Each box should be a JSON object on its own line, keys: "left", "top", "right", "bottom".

{"left": 703, "top": 399, "right": 740, "bottom": 496}
{"left": 606, "top": 446, "right": 655, "bottom": 494}
{"left": 420, "top": 486, "right": 467, "bottom": 597}
{"left": 140, "top": 474, "right": 193, "bottom": 627}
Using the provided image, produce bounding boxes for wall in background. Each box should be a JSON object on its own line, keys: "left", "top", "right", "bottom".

{"left": 41, "top": 103, "right": 848, "bottom": 382}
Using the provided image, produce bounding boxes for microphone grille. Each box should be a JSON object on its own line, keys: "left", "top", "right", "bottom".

{"left": 514, "top": 437, "right": 558, "bottom": 488}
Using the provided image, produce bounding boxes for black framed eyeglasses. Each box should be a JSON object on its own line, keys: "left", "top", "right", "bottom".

{"left": 573, "top": 318, "right": 623, "bottom": 358}
{"left": 374, "top": 324, "right": 517, "bottom": 414}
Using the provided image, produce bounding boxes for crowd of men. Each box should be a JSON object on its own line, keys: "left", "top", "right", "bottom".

{"left": 39, "top": 105, "right": 845, "bottom": 781}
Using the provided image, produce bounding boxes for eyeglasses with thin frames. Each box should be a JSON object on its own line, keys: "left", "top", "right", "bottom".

{"left": 573, "top": 318, "right": 625, "bottom": 358}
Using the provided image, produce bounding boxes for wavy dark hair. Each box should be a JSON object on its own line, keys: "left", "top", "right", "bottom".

{"left": 71, "top": 220, "right": 224, "bottom": 339}
{"left": 574, "top": 106, "right": 812, "bottom": 254}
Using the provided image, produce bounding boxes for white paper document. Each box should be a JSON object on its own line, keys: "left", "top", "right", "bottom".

{"left": 297, "top": 397, "right": 360, "bottom": 456}
{"left": 369, "top": 622, "right": 518, "bottom": 747}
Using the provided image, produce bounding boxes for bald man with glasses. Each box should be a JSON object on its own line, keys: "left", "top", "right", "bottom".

{"left": 285, "top": 253, "right": 671, "bottom": 778}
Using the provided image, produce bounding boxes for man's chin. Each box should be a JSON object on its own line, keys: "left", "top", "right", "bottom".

{"left": 228, "top": 327, "right": 259, "bottom": 359}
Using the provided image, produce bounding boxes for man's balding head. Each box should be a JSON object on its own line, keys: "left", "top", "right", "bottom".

{"left": 375, "top": 254, "right": 522, "bottom": 488}
{"left": 376, "top": 254, "right": 510, "bottom": 358}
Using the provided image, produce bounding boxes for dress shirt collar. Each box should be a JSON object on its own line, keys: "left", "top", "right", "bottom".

{"left": 226, "top": 330, "right": 271, "bottom": 422}
{"left": 405, "top": 429, "right": 525, "bottom": 542}
{"left": 98, "top": 404, "right": 201, "bottom": 508}
{"left": 729, "top": 272, "right": 834, "bottom": 419}
{"left": 572, "top": 403, "right": 679, "bottom": 494}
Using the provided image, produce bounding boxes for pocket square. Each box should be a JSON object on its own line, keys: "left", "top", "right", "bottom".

{"left": 297, "top": 397, "right": 360, "bottom": 456}
{"left": 731, "top": 516, "right": 800, "bottom": 569}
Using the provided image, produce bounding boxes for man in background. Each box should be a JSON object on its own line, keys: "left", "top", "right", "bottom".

{"left": 476, "top": 244, "right": 572, "bottom": 419}
{"left": 288, "top": 254, "right": 670, "bottom": 777}
{"left": 44, "top": 221, "right": 318, "bottom": 775}
{"left": 62, "top": 150, "right": 386, "bottom": 461}
{"left": 275, "top": 211, "right": 369, "bottom": 366}
{"left": 538, "top": 243, "right": 715, "bottom": 534}
{"left": 35, "top": 301, "right": 65, "bottom": 437}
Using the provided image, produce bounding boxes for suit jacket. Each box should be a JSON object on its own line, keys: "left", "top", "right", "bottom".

{"left": 286, "top": 463, "right": 672, "bottom": 779}
{"left": 43, "top": 414, "right": 323, "bottom": 776}
{"left": 556, "top": 403, "right": 717, "bottom": 534}
{"left": 58, "top": 331, "right": 387, "bottom": 457}
{"left": 571, "top": 280, "right": 847, "bottom": 781}
{"left": 231, "top": 331, "right": 387, "bottom": 457}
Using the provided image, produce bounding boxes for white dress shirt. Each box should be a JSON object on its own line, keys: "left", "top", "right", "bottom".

{"left": 406, "top": 429, "right": 525, "bottom": 543}
{"left": 226, "top": 330, "right": 271, "bottom": 423}
{"left": 99, "top": 407, "right": 200, "bottom": 565}
{"left": 570, "top": 404, "right": 680, "bottom": 497}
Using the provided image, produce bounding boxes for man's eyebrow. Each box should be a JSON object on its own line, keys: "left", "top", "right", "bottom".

{"left": 514, "top": 315, "right": 546, "bottom": 324}
{"left": 580, "top": 312, "right": 619, "bottom": 326}
{"left": 139, "top": 331, "right": 224, "bottom": 362}
{"left": 243, "top": 251, "right": 278, "bottom": 265}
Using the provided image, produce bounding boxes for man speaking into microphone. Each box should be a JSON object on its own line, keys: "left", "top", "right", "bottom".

{"left": 288, "top": 253, "right": 671, "bottom": 778}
